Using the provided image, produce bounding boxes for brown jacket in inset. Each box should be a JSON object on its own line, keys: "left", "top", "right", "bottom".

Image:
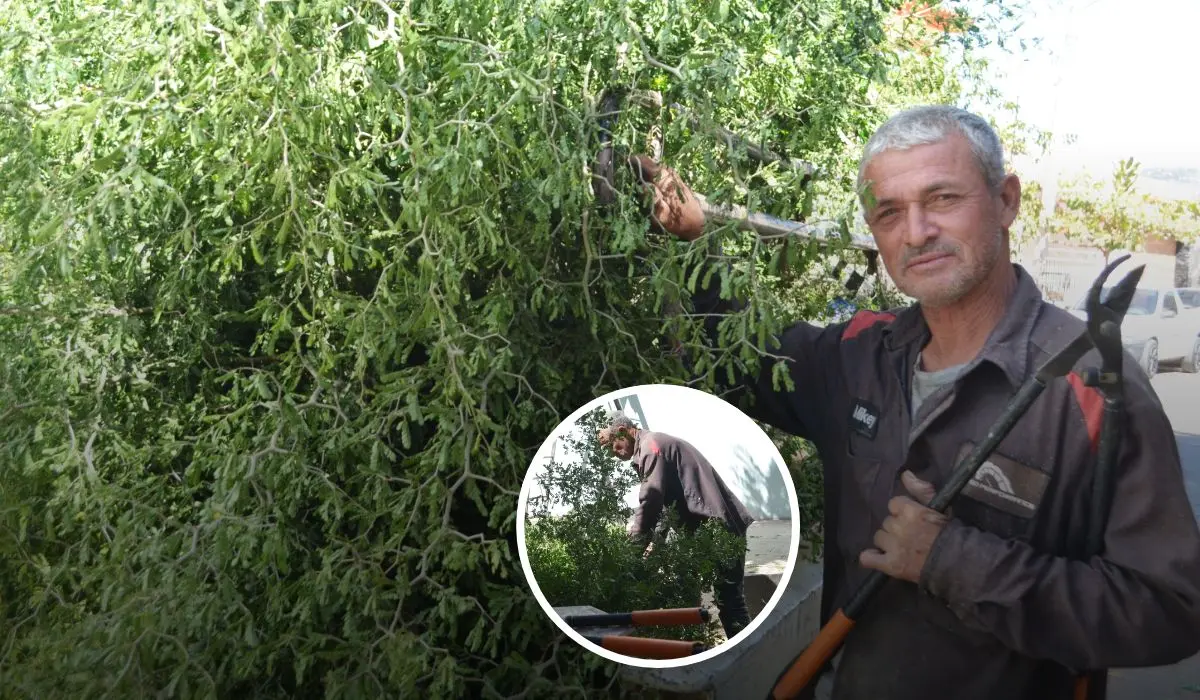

{"left": 691, "top": 262, "right": 1200, "bottom": 700}
{"left": 627, "top": 429, "right": 756, "bottom": 543}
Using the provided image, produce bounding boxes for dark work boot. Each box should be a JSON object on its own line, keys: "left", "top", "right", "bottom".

{"left": 713, "top": 547, "right": 750, "bottom": 638}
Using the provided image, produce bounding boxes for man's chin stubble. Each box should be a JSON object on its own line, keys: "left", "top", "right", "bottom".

{"left": 903, "top": 273, "right": 974, "bottom": 309}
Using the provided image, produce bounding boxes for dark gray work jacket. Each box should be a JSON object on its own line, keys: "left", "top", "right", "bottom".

{"left": 692, "top": 262, "right": 1200, "bottom": 700}
{"left": 628, "top": 430, "right": 755, "bottom": 542}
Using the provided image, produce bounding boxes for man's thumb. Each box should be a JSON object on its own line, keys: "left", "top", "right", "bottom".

{"left": 859, "top": 548, "right": 886, "bottom": 571}
{"left": 901, "top": 470, "right": 937, "bottom": 507}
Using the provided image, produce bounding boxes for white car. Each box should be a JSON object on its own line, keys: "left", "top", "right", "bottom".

{"left": 1178, "top": 288, "right": 1200, "bottom": 311}
{"left": 1069, "top": 286, "right": 1200, "bottom": 378}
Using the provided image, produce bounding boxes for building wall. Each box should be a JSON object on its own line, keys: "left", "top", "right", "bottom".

{"left": 1145, "top": 234, "right": 1179, "bottom": 257}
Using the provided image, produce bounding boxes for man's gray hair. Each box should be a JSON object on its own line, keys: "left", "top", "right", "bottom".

{"left": 857, "top": 105, "right": 1007, "bottom": 207}
{"left": 603, "top": 413, "right": 638, "bottom": 434}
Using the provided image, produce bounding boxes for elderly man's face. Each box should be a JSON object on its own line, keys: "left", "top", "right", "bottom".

{"left": 861, "top": 133, "right": 1020, "bottom": 308}
{"left": 598, "top": 428, "right": 636, "bottom": 461}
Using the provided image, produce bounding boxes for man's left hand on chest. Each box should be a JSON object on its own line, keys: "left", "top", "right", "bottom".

{"left": 860, "top": 471, "right": 948, "bottom": 583}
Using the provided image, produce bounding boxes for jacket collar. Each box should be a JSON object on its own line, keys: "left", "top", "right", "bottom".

{"left": 631, "top": 429, "right": 653, "bottom": 477}
{"left": 883, "top": 263, "right": 1045, "bottom": 389}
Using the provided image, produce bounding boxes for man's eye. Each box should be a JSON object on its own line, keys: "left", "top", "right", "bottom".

{"left": 874, "top": 209, "right": 898, "bottom": 223}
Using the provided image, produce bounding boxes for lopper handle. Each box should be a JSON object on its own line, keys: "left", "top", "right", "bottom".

{"left": 1074, "top": 669, "right": 1108, "bottom": 700}
{"left": 584, "top": 635, "right": 705, "bottom": 659}
{"left": 565, "top": 607, "right": 709, "bottom": 629}
{"left": 771, "top": 610, "right": 855, "bottom": 699}
{"left": 631, "top": 607, "right": 709, "bottom": 626}
{"left": 1071, "top": 397, "right": 1124, "bottom": 700}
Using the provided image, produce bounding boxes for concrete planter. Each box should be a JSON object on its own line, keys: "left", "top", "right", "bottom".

{"left": 618, "top": 549, "right": 824, "bottom": 700}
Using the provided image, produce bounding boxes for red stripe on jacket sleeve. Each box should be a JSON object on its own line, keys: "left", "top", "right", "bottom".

{"left": 1066, "top": 372, "right": 1103, "bottom": 453}
{"left": 842, "top": 311, "right": 897, "bottom": 342}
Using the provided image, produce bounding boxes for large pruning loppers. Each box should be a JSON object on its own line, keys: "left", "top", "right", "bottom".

{"left": 769, "top": 255, "right": 1145, "bottom": 700}
{"left": 566, "top": 606, "right": 712, "bottom": 659}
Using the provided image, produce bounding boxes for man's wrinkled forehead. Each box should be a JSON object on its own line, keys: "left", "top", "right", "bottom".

{"left": 860, "top": 134, "right": 983, "bottom": 208}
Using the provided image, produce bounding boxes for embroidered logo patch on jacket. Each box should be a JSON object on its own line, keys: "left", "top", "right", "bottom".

{"left": 956, "top": 443, "right": 1050, "bottom": 519}
{"left": 849, "top": 399, "right": 881, "bottom": 440}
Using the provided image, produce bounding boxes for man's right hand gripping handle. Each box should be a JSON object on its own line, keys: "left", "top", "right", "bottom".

{"left": 627, "top": 155, "right": 707, "bottom": 242}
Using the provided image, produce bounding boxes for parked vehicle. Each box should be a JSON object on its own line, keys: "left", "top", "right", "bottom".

{"left": 1070, "top": 286, "right": 1200, "bottom": 377}
{"left": 1177, "top": 288, "right": 1200, "bottom": 311}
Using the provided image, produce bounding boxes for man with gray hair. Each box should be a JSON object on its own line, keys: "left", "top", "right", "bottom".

{"left": 597, "top": 412, "right": 756, "bottom": 639}
{"left": 623, "top": 105, "right": 1200, "bottom": 699}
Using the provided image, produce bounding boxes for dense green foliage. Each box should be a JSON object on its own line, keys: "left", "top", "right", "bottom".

{"left": 0, "top": 0, "right": 1027, "bottom": 698}
{"left": 524, "top": 409, "right": 744, "bottom": 646}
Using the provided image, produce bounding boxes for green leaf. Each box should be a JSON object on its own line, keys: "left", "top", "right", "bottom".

{"left": 250, "top": 235, "right": 265, "bottom": 265}
{"left": 254, "top": 374, "right": 272, "bottom": 400}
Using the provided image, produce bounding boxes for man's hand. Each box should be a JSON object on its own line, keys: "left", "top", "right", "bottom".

{"left": 859, "top": 471, "right": 947, "bottom": 583}
{"left": 627, "top": 155, "right": 706, "bottom": 241}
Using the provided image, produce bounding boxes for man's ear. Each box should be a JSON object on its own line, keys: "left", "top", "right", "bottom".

{"left": 997, "top": 173, "right": 1021, "bottom": 229}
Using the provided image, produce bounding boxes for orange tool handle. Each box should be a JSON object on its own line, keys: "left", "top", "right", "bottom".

{"left": 1074, "top": 669, "right": 1107, "bottom": 700}
{"left": 630, "top": 607, "right": 709, "bottom": 626}
{"left": 564, "top": 607, "right": 709, "bottom": 629}
{"left": 771, "top": 609, "right": 856, "bottom": 699}
{"left": 1073, "top": 677, "right": 1088, "bottom": 700}
{"left": 586, "top": 635, "right": 704, "bottom": 659}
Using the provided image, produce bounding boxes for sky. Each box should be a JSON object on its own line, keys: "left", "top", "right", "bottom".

{"left": 967, "top": 0, "right": 1200, "bottom": 199}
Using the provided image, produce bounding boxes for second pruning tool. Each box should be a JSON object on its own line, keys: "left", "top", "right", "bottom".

{"left": 1073, "top": 258, "right": 1139, "bottom": 698}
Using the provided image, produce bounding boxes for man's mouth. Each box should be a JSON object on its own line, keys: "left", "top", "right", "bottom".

{"left": 906, "top": 251, "right": 954, "bottom": 271}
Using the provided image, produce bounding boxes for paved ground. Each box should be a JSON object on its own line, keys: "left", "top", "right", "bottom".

{"left": 1108, "top": 368, "right": 1200, "bottom": 699}
{"left": 744, "top": 519, "right": 793, "bottom": 577}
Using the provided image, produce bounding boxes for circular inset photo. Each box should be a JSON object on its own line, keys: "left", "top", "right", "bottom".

{"left": 517, "top": 384, "right": 801, "bottom": 668}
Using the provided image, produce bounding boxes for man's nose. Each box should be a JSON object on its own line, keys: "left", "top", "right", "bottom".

{"left": 902, "top": 204, "right": 937, "bottom": 249}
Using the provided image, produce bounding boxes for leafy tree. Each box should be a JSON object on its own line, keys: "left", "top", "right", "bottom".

{"left": 0, "top": 0, "right": 1032, "bottom": 698}
{"left": 1145, "top": 195, "right": 1200, "bottom": 247}
{"left": 1053, "top": 158, "right": 1156, "bottom": 264}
